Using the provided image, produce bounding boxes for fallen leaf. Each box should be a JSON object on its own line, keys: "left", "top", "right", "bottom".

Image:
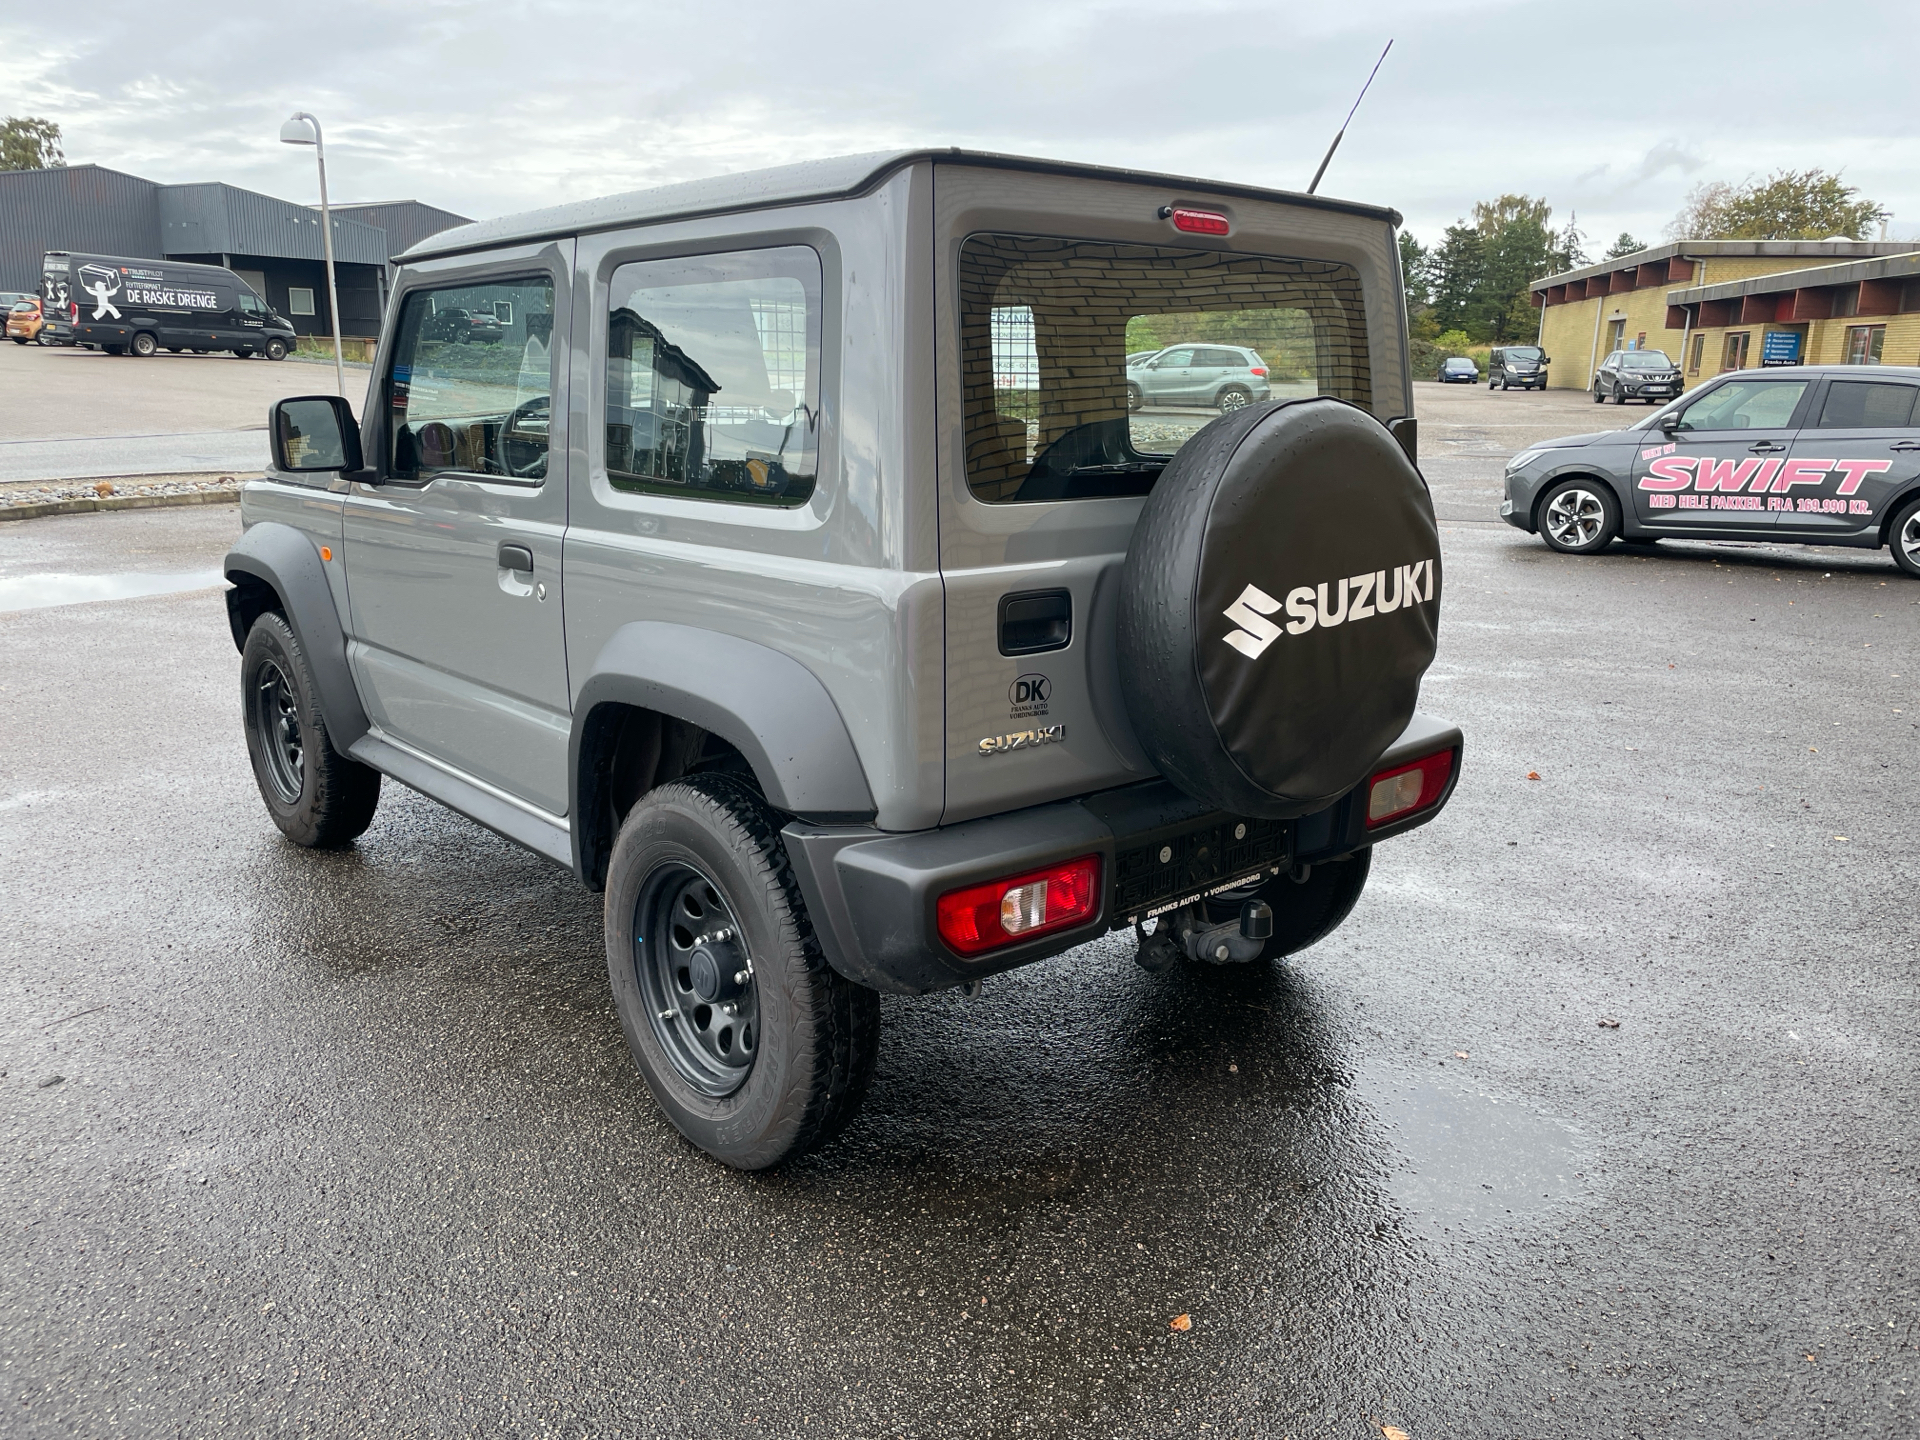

{"left": 94, "top": 481, "right": 115, "bottom": 497}
{"left": 1833, "top": 836, "right": 1848, "bottom": 842}
{"left": 1809, "top": 746, "right": 1817, "bottom": 753}
{"left": 1598, "top": 1017, "right": 1620, "bottom": 1029}
{"left": 1169, "top": 1313, "right": 1192, "bottom": 1332}
{"left": 1382, "top": 1427, "right": 1412, "bottom": 1440}
{"left": 1526, "top": 770, "right": 1541, "bottom": 781}
{"left": 1454, "top": 1051, "right": 1470, "bottom": 1059}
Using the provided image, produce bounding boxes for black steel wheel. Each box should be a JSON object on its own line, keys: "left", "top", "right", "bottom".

{"left": 605, "top": 774, "right": 879, "bottom": 1170}
{"left": 240, "top": 611, "right": 381, "bottom": 847}
{"left": 635, "top": 862, "right": 761, "bottom": 1097}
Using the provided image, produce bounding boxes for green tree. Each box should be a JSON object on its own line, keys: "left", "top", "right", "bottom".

{"left": 1398, "top": 230, "right": 1431, "bottom": 308}
{"left": 1667, "top": 169, "right": 1887, "bottom": 241}
{"left": 0, "top": 116, "right": 64, "bottom": 171}
{"left": 1473, "top": 194, "right": 1554, "bottom": 236}
{"left": 1603, "top": 232, "right": 1646, "bottom": 259}
{"left": 1429, "top": 223, "right": 1486, "bottom": 337}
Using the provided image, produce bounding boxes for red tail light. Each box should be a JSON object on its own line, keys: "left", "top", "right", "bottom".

{"left": 1366, "top": 750, "right": 1454, "bottom": 828}
{"left": 936, "top": 855, "right": 1102, "bottom": 957}
{"left": 1166, "top": 206, "right": 1230, "bottom": 236}
{"left": 1249, "top": 366, "right": 1268, "bottom": 377}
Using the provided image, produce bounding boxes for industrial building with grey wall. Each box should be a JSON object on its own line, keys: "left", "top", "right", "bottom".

{"left": 0, "top": 164, "right": 469, "bottom": 339}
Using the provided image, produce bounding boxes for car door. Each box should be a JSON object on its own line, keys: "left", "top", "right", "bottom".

{"left": 342, "top": 248, "right": 573, "bottom": 816}
{"left": 1145, "top": 346, "right": 1197, "bottom": 404}
{"left": 1630, "top": 374, "right": 1814, "bottom": 534}
{"left": 1776, "top": 377, "right": 1920, "bottom": 541}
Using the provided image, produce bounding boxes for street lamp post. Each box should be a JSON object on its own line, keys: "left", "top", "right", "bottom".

{"left": 279, "top": 111, "right": 346, "bottom": 398}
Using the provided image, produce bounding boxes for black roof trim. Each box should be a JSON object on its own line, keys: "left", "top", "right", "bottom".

{"left": 401, "top": 148, "right": 1402, "bottom": 262}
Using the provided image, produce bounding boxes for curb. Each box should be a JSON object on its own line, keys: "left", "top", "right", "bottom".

{"left": 0, "top": 488, "right": 242, "bottom": 523}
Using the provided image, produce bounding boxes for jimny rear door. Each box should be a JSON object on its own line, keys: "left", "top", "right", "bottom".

{"left": 1632, "top": 375, "right": 1812, "bottom": 533}
{"left": 931, "top": 162, "right": 1405, "bottom": 825}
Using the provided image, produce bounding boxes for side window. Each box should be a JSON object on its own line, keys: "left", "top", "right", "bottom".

{"left": 603, "top": 245, "right": 821, "bottom": 506}
{"left": 239, "top": 292, "right": 264, "bottom": 315}
{"left": 387, "top": 276, "right": 555, "bottom": 482}
{"left": 1816, "top": 381, "right": 1918, "bottom": 429}
{"left": 1675, "top": 378, "right": 1807, "bottom": 431}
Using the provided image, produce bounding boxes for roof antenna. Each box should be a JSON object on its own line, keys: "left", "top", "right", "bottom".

{"left": 1306, "top": 39, "right": 1393, "bottom": 195}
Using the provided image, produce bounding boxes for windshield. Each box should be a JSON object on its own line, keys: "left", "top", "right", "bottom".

{"left": 1621, "top": 351, "right": 1673, "bottom": 369}
{"left": 1504, "top": 347, "right": 1541, "bottom": 361}
{"left": 960, "top": 234, "right": 1371, "bottom": 502}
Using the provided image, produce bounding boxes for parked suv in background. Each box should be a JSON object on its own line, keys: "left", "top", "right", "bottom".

{"left": 1488, "top": 345, "right": 1548, "bottom": 390}
{"left": 1503, "top": 364, "right": 1920, "bottom": 578}
{"left": 225, "top": 150, "right": 1461, "bottom": 1170}
{"left": 1593, "top": 349, "right": 1680, "bottom": 404}
{"left": 1438, "top": 356, "right": 1478, "bottom": 383}
{"left": 1127, "top": 343, "right": 1272, "bottom": 412}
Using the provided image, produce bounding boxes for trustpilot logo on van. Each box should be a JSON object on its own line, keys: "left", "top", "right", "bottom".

{"left": 1221, "top": 559, "right": 1436, "bottom": 659}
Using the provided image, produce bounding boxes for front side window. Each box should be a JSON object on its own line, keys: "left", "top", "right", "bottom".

{"left": 604, "top": 246, "right": 821, "bottom": 506}
{"left": 1676, "top": 377, "right": 1807, "bottom": 431}
{"left": 239, "top": 292, "right": 265, "bottom": 316}
{"left": 961, "top": 234, "right": 1370, "bottom": 502}
{"left": 1816, "top": 381, "right": 1917, "bottom": 429}
{"left": 387, "top": 276, "right": 555, "bottom": 482}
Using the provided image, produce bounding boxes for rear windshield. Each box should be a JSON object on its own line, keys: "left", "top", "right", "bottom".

{"left": 960, "top": 234, "right": 1371, "bottom": 502}
{"left": 1620, "top": 351, "right": 1673, "bottom": 369}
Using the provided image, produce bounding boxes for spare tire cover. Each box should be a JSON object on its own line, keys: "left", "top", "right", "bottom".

{"left": 1117, "top": 397, "right": 1440, "bottom": 818}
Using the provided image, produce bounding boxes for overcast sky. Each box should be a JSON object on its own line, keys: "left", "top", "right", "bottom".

{"left": 6, "top": 0, "right": 1917, "bottom": 255}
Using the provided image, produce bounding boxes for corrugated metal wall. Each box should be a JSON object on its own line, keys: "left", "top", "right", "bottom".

{"left": 329, "top": 201, "right": 472, "bottom": 260}
{"left": 0, "top": 165, "right": 163, "bottom": 292}
{"left": 158, "top": 183, "right": 388, "bottom": 266}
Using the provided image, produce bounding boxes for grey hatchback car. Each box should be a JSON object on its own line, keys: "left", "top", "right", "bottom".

{"left": 1127, "top": 343, "right": 1272, "bottom": 412}
{"left": 1502, "top": 364, "right": 1920, "bottom": 577}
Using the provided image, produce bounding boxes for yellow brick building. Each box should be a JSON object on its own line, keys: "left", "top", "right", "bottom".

{"left": 1528, "top": 240, "right": 1920, "bottom": 392}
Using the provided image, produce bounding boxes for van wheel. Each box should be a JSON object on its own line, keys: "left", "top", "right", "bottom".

{"left": 166, "top": 346, "right": 182, "bottom": 354}
{"left": 130, "top": 332, "right": 157, "bottom": 357}
{"left": 604, "top": 774, "right": 880, "bottom": 1170}
{"left": 233, "top": 350, "right": 253, "bottom": 359}
{"left": 265, "top": 338, "right": 288, "bottom": 361}
{"left": 1216, "top": 385, "right": 1251, "bottom": 414}
{"left": 103, "top": 344, "right": 125, "bottom": 355}
{"left": 1538, "top": 478, "right": 1620, "bottom": 554}
{"left": 241, "top": 612, "right": 381, "bottom": 847}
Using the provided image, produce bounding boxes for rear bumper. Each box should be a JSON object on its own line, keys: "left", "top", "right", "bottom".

{"left": 784, "top": 712, "right": 1463, "bottom": 995}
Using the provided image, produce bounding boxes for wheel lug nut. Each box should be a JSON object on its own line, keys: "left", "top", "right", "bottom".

{"left": 733, "top": 969, "right": 750, "bottom": 986}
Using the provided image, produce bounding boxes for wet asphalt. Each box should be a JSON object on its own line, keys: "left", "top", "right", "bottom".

{"left": 2, "top": 386, "right": 1917, "bottom": 1438}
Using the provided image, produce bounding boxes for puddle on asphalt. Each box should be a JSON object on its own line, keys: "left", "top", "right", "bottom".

{"left": 0, "top": 570, "right": 226, "bottom": 613}
{"left": 1358, "top": 1067, "right": 1583, "bottom": 1236}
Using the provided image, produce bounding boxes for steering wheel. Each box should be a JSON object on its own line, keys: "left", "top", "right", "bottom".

{"left": 498, "top": 396, "right": 550, "bottom": 480}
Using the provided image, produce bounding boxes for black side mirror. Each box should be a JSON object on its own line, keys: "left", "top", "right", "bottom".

{"left": 271, "top": 395, "right": 363, "bottom": 473}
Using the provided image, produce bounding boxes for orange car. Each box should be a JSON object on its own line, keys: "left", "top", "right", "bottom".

{"left": 7, "top": 297, "right": 47, "bottom": 343}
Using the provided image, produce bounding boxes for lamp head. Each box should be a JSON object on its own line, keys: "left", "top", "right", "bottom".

{"left": 279, "top": 113, "right": 317, "bottom": 145}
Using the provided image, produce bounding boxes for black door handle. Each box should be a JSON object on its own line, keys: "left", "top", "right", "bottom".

{"left": 498, "top": 544, "right": 534, "bottom": 573}
{"left": 1748, "top": 441, "right": 1786, "bottom": 453}
{"left": 1890, "top": 441, "right": 1920, "bottom": 452}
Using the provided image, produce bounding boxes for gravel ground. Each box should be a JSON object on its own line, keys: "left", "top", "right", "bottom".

{"left": 0, "top": 472, "right": 248, "bottom": 510}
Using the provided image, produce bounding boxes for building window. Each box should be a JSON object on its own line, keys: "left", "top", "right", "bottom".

{"left": 1607, "top": 318, "right": 1626, "bottom": 352}
{"left": 288, "top": 287, "right": 316, "bottom": 317}
{"left": 1688, "top": 333, "right": 1705, "bottom": 375}
{"left": 1721, "top": 331, "right": 1750, "bottom": 371}
{"left": 1844, "top": 324, "right": 1885, "bottom": 365}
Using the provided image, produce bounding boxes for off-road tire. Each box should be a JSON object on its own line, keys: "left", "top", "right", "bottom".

{"left": 1538, "top": 478, "right": 1621, "bottom": 554}
{"left": 130, "top": 331, "right": 157, "bottom": 357}
{"left": 265, "top": 338, "right": 288, "bottom": 361}
{"left": 1889, "top": 494, "right": 1920, "bottom": 579}
{"left": 241, "top": 612, "right": 381, "bottom": 847}
{"left": 604, "top": 774, "right": 880, "bottom": 1170}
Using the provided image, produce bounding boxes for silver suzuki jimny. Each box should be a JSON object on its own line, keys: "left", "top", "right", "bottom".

{"left": 227, "top": 150, "right": 1462, "bottom": 1169}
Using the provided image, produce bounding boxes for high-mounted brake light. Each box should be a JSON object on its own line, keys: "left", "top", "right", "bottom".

{"left": 1366, "top": 750, "right": 1454, "bottom": 828}
{"left": 936, "top": 855, "right": 1101, "bottom": 957}
{"left": 1161, "top": 206, "right": 1231, "bottom": 236}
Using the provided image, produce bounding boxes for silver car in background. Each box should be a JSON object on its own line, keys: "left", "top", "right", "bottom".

{"left": 1127, "top": 343, "right": 1272, "bottom": 413}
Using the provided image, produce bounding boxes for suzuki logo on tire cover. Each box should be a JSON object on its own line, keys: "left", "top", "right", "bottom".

{"left": 1222, "top": 558, "right": 1437, "bottom": 659}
